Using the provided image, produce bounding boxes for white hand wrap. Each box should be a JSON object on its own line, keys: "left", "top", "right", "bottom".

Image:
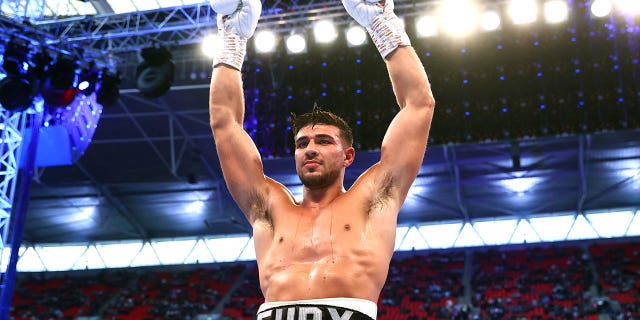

{"left": 368, "top": 10, "right": 411, "bottom": 59}
{"left": 214, "top": 28, "right": 248, "bottom": 71}
{"left": 341, "top": 0, "right": 410, "bottom": 59}
{"left": 210, "top": 0, "right": 261, "bottom": 70}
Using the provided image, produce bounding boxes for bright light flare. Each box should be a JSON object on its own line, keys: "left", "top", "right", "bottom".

{"left": 313, "top": 20, "right": 338, "bottom": 43}
{"left": 616, "top": 0, "right": 640, "bottom": 15}
{"left": 544, "top": 0, "right": 569, "bottom": 23}
{"left": 345, "top": 25, "right": 367, "bottom": 46}
{"left": 480, "top": 10, "right": 501, "bottom": 31}
{"left": 591, "top": 0, "right": 612, "bottom": 17}
{"left": 415, "top": 15, "right": 438, "bottom": 37}
{"left": 254, "top": 30, "right": 277, "bottom": 53}
{"left": 439, "top": 0, "right": 478, "bottom": 37}
{"left": 286, "top": 34, "right": 307, "bottom": 54}
{"left": 201, "top": 33, "right": 221, "bottom": 58}
{"left": 509, "top": 0, "right": 538, "bottom": 24}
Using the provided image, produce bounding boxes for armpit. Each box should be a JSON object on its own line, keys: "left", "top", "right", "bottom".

{"left": 247, "top": 189, "right": 272, "bottom": 228}
{"left": 368, "top": 171, "right": 395, "bottom": 214}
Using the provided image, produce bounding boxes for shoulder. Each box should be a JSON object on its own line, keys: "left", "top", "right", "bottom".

{"left": 248, "top": 176, "right": 296, "bottom": 224}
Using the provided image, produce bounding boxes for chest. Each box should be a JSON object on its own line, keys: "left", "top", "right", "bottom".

{"left": 268, "top": 209, "right": 364, "bottom": 261}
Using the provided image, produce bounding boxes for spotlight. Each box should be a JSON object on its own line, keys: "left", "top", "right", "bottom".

{"left": 201, "top": 33, "right": 221, "bottom": 58}
{"left": 480, "top": 11, "right": 501, "bottom": 31}
{"left": 78, "top": 62, "right": 99, "bottom": 96}
{"left": 313, "top": 20, "right": 338, "bottom": 43}
{"left": 509, "top": 0, "right": 538, "bottom": 25}
{"left": 254, "top": 30, "right": 277, "bottom": 53}
{"left": 0, "top": 40, "right": 36, "bottom": 112}
{"left": 415, "top": 15, "right": 438, "bottom": 37}
{"left": 439, "top": 0, "right": 478, "bottom": 37}
{"left": 40, "top": 56, "right": 79, "bottom": 107}
{"left": 544, "top": 0, "right": 569, "bottom": 23}
{"left": 97, "top": 70, "right": 121, "bottom": 107}
{"left": 346, "top": 25, "right": 367, "bottom": 47}
{"left": 591, "top": 0, "right": 612, "bottom": 17}
{"left": 136, "top": 46, "right": 174, "bottom": 98}
{"left": 286, "top": 33, "right": 307, "bottom": 54}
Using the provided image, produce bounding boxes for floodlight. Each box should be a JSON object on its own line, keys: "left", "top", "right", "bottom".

{"left": 136, "top": 46, "right": 174, "bottom": 98}
{"left": 509, "top": 0, "right": 538, "bottom": 24}
{"left": 591, "top": 0, "right": 612, "bottom": 17}
{"left": 78, "top": 62, "right": 99, "bottom": 96}
{"left": 415, "top": 15, "right": 438, "bottom": 37}
{"left": 480, "top": 11, "right": 501, "bottom": 31}
{"left": 286, "top": 33, "right": 307, "bottom": 54}
{"left": 616, "top": 0, "right": 640, "bottom": 15}
{"left": 439, "top": 0, "right": 478, "bottom": 37}
{"left": 313, "top": 20, "right": 338, "bottom": 43}
{"left": 254, "top": 30, "right": 277, "bottom": 53}
{"left": 40, "top": 56, "right": 79, "bottom": 107}
{"left": 544, "top": 0, "right": 569, "bottom": 23}
{"left": 345, "top": 25, "right": 367, "bottom": 46}
{"left": 201, "top": 33, "right": 221, "bottom": 58}
{"left": 0, "top": 40, "right": 35, "bottom": 111}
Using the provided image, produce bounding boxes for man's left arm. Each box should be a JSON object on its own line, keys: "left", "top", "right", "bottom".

{"left": 342, "top": 0, "right": 435, "bottom": 197}
{"left": 380, "top": 46, "right": 435, "bottom": 195}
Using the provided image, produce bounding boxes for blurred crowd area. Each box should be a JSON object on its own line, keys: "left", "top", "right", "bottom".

{"left": 10, "top": 241, "right": 640, "bottom": 320}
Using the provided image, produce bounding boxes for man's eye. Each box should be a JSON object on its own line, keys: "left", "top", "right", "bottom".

{"left": 319, "top": 140, "right": 330, "bottom": 144}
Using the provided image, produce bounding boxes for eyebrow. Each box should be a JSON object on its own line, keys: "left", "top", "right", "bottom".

{"left": 295, "top": 134, "right": 336, "bottom": 143}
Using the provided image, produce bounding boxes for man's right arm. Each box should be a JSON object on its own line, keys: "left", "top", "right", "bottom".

{"left": 209, "top": 0, "right": 266, "bottom": 223}
{"left": 210, "top": 66, "right": 268, "bottom": 222}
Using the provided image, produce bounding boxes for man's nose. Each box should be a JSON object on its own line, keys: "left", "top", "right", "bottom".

{"left": 305, "top": 143, "right": 318, "bottom": 157}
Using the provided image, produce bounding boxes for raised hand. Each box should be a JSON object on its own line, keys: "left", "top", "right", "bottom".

{"left": 341, "top": 0, "right": 410, "bottom": 59}
{"left": 209, "top": 0, "right": 262, "bottom": 70}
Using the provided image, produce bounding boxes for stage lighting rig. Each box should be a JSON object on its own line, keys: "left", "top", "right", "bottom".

{"left": 40, "top": 55, "right": 79, "bottom": 107}
{"left": 136, "top": 46, "right": 174, "bottom": 98}
{"left": 0, "top": 40, "right": 37, "bottom": 112}
{"left": 97, "top": 69, "right": 121, "bottom": 107}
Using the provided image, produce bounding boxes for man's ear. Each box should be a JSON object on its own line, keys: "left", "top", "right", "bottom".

{"left": 344, "top": 147, "right": 355, "bottom": 167}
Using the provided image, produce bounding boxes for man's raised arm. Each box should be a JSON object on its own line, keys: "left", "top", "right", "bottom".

{"left": 209, "top": 0, "right": 268, "bottom": 222}
{"left": 342, "top": 0, "right": 436, "bottom": 196}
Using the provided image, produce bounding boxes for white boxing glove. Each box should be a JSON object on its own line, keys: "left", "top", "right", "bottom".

{"left": 341, "top": 0, "right": 410, "bottom": 59}
{"left": 210, "top": 0, "right": 262, "bottom": 70}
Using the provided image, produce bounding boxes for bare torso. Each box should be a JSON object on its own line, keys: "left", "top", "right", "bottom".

{"left": 252, "top": 169, "right": 400, "bottom": 303}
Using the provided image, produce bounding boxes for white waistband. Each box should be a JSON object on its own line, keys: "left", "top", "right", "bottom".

{"left": 258, "top": 298, "right": 377, "bottom": 319}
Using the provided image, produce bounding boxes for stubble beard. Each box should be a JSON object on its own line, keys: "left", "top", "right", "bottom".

{"left": 298, "top": 168, "right": 340, "bottom": 190}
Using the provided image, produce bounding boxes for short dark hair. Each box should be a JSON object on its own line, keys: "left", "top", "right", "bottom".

{"left": 291, "top": 104, "right": 353, "bottom": 147}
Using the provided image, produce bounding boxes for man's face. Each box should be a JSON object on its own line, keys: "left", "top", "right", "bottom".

{"left": 294, "top": 124, "right": 352, "bottom": 189}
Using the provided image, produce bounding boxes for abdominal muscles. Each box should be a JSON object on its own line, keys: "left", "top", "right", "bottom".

{"left": 260, "top": 236, "right": 386, "bottom": 302}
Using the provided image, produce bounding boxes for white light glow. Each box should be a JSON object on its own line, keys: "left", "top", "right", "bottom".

{"left": 529, "top": 215, "right": 574, "bottom": 241}
{"left": 185, "top": 200, "right": 204, "bottom": 214}
{"left": 616, "top": 0, "right": 640, "bottom": 15}
{"left": 313, "top": 20, "right": 338, "bottom": 43}
{"left": 509, "top": 0, "right": 538, "bottom": 24}
{"left": 501, "top": 177, "right": 540, "bottom": 193}
{"left": 480, "top": 11, "right": 502, "bottom": 31}
{"left": 286, "top": 34, "right": 307, "bottom": 54}
{"left": 201, "top": 33, "right": 221, "bottom": 58}
{"left": 346, "top": 25, "right": 367, "bottom": 46}
{"left": 587, "top": 210, "right": 634, "bottom": 237}
{"left": 254, "top": 30, "right": 277, "bottom": 53}
{"left": 397, "top": 226, "right": 429, "bottom": 250}
{"left": 440, "top": 0, "right": 478, "bottom": 37}
{"left": 591, "top": 0, "right": 613, "bottom": 17}
{"left": 544, "top": 0, "right": 569, "bottom": 23}
{"left": 419, "top": 223, "right": 463, "bottom": 249}
{"left": 415, "top": 15, "right": 439, "bottom": 37}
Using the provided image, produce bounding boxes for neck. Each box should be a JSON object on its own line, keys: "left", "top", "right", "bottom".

{"left": 301, "top": 181, "right": 345, "bottom": 208}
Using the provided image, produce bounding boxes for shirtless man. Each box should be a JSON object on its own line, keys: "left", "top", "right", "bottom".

{"left": 208, "top": 0, "right": 435, "bottom": 317}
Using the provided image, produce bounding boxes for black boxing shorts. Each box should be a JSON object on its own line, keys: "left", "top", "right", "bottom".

{"left": 256, "top": 298, "right": 377, "bottom": 320}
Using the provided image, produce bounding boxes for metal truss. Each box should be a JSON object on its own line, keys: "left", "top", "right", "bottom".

{"left": 0, "top": 109, "right": 26, "bottom": 267}
{"left": 29, "top": 0, "right": 437, "bottom": 53}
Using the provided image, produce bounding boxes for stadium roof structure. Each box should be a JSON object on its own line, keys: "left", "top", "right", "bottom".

{"left": 0, "top": 0, "right": 639, "bottom": 271}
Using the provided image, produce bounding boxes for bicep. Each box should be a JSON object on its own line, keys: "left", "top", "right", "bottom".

{"left": 213, "top": 119, "right": 269, "bottom": 221}
{"left": 379, "top": 104, "right": 434, "bottom": 194}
